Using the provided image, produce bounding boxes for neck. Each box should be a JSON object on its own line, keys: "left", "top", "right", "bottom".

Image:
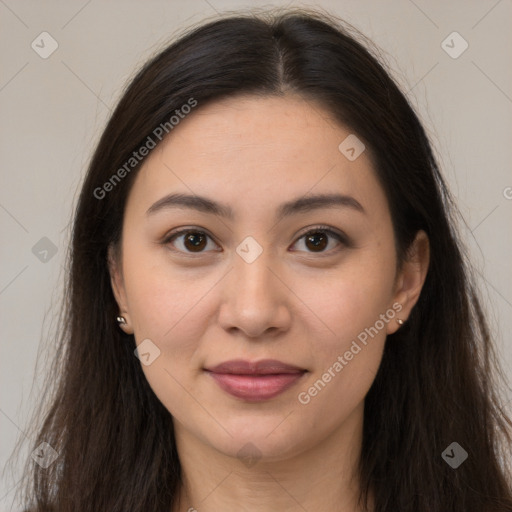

{"left": 171, "top": 403, "right": 373, "bottom": 512}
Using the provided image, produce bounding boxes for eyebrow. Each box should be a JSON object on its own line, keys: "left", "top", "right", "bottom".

{"left": 146, "top": 192, "right": 366, "bottom": 220}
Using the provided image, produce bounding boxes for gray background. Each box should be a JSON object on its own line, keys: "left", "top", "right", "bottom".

{"left": 1, "top": 1, "right": 511, "bottom": 509}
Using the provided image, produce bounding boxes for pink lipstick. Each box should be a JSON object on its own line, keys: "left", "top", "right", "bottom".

{"left": 204, "top": 359, "right": 307, "bottom": 402}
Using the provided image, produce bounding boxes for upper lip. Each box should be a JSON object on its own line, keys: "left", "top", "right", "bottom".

{"left": 205, "top": 359, "right": 306, "bottom": 375}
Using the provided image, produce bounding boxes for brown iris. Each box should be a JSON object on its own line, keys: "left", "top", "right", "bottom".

{"left": 183, "top": 232, "right": 208, "bottom": 252}
{"left": 304, "top": 231, "right": 328, "bottom": 252}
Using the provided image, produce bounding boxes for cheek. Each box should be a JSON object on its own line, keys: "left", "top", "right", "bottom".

{"left": 292, "top": 255, "right": 396, "bottom": 353}
{"left": 296, "top": 338, "right": 385, "bottom": 442}
{"left": 121, "top": 242, "right": 212, "bottom": 341}
{"left": 297, "top": 278, "right": 389, "bottom": 393}
{"left": 290, "top": 255, "right": 395, "bottom": 414}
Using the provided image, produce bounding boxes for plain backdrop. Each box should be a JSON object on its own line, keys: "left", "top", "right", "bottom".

{"left": 1, "top": 0, "right": 511, "bottom": 509}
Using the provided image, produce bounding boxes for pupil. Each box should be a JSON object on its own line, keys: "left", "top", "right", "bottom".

{"left": 306, "top": 232, "right": 327, "bottom": 251}
{"left": 185, "top": 232, "right": 206, "bottom": 251}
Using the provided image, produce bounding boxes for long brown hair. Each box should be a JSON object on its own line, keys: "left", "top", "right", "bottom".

{"left": 15, "top": 8, "right": 512, "bottom": 511}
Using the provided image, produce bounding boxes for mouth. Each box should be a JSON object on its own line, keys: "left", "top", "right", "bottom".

{"left": 204, "top": 359, "right": 308, "bottom": 402}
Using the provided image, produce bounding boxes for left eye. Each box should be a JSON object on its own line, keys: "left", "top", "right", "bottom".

{"left": 291, "top": 228, "right": 345, "bottom": 254}
{"left": 164, "top": 227, "right": 345, "bottom": 255}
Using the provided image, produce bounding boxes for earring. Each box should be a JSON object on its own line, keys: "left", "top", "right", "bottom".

{"left": 116, "top": 316, "right": 127, "bottom": 325}
{"left": 396, "top": 318, "right": 404, "bottom": 325}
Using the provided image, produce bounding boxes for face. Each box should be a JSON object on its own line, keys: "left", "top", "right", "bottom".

{"left": 109, "top": 94, "right": 428, "bottom": 464}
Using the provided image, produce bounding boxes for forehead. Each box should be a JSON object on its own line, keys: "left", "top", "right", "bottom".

{"left": 126, "top": 94, "right": 388, "bottom": 223}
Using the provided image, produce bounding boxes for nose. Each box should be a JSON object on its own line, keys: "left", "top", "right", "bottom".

{"left": 217, "top": 251, "right": 292, "bottom": 340}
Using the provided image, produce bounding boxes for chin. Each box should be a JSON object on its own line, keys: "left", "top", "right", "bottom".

{"left": 206, "top": 417, "right": 310, "bottom": 463}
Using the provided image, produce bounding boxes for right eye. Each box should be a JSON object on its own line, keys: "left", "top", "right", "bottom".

{"left": 163, "top": 229, "right": 221, "bottom": 255}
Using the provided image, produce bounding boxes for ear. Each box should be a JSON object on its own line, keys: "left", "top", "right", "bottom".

{"left": 108, "top": 243, "right": 133, "bottom": 334}
{"left": 387, "top": 230, "right": 430, "bottom": 335}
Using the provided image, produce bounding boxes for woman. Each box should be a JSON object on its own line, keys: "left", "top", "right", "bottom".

{"left": 17, "top": 8, "right": 512, "bottom": 512}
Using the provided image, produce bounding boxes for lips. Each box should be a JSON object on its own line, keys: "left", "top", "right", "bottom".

{"left": 204, "top": 359, "right": 307, "bottom": 402}
{"left": 207, "top": 359, "right": 306, "bottom": 375}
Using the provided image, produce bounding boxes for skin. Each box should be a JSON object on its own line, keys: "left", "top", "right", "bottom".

{"left": 109, "top": 94, "right": 430, "bottom": 512}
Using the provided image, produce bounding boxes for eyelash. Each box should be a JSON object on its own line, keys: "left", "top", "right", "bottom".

{"left": 161, "top": 225, "right": 349, "bottom": 256}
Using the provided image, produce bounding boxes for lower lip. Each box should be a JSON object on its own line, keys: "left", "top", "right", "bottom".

{"left": 207, "top": 371, "right": 306, "bottom": 401}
